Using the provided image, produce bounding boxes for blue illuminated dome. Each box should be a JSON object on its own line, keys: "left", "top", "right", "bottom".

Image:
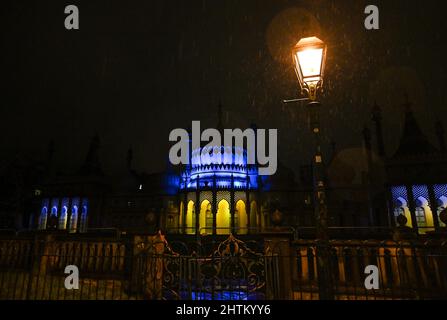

{"left": 177, "top": 105, "right": 261, "bottom": 236}
{"left": 180, "top": 145, "right": 258, "bottom": 190}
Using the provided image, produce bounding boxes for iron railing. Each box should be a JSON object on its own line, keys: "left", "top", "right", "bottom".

{"left": 292, "top": 239, "right": 447, "bottom": 299}
{"left": 0, "top": 232, "right": 446, "bottom": 300}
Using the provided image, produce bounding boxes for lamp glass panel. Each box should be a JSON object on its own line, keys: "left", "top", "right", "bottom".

{"left": 297, "top": 48, "right": 323, "bottom": 79}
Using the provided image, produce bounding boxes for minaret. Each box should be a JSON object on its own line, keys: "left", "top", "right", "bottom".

{"left": 371, "top": 101, "right": 386, "bottom": 158}
{"left": 393, "top": 95, "right": 437, "bottom": 157}
{"left": 362, "top": 125, "right": 375, "bottom": 226}
{"left": 362, "top": 126, "right": 373, "bottom": 177}
{"left": 435, "top": 120, "right": 446, "bottom": 152}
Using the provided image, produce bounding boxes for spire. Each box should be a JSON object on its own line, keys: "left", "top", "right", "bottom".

{"left": 393, "top": 97, "right": 437, "bottom": 158}
{"left": 371, "top": 101, "right": 386, "bottom": 157}
{"left": 362, "top": 126, "right": 373, "bottom": 178}
{"left": 80, "top": 133, "right": 103, "bottom": 175}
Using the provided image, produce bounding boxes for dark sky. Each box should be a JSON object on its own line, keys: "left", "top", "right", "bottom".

{"left": 2, "top": 0, "right": 447, "bottom": 177}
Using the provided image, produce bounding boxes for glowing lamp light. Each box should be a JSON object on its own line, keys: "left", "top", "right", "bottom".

{"left": 292, "top": 36, "right": 327, "bottom": 101}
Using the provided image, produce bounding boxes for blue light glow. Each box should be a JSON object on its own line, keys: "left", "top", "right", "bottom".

{"left": 391, "top": 186, "right": 408, "bottom": 206}
{"left": 434, "top": 184, "right": 447, "bottom": 200}
{"left": 188, "top": 291, "right": 262, "bottom": 300}
{"left": 412, "top": 185, "right": 430, "bottom": 204}
{"left": 181, "top": 145, "right": 258, "bottom": 191}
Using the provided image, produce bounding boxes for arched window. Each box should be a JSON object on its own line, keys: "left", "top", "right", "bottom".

{"left": 186, "top": 201, "right": 195, "bottom": 234}
{"left": 216, "top": 200, "right": 230, "bottom": 235}
{"left": 415, "top": 207, "right": 426, "bottom": 225}
{"left": 59, "top": 206, "right": 68, "bottom": 230}
{"left": 205, "top": 203, "right": 213, "bottom": 231}
{"left": 199, "top": 200, "right": 210, "bottom": 235}
{"left": 70, "top": 205, "right": 78, "bottom": 233}
{"left": 235, "top": 200, "right": 247, "bottom": 234}
{"left": 44, "top": 206, "right": 59, "bottom": 230}
{"left": 179, "top": 201, "right": 184, "bottom": 231}
{"left": 414, "top": 196, "right": 435, "bottom": 234}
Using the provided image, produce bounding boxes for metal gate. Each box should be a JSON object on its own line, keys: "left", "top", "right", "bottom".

{"left": 136, "top": 234, "right": 280, "bottom": 300}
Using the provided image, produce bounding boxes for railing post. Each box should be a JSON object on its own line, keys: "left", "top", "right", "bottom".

{"left": 131, "top": 232, "right": 167, "bottom": 299}
{"left": 315, "top": 240, "right": 334, "bottom": 300}
{"left": 264, "top": 236, "right": 293, "bottom": 299}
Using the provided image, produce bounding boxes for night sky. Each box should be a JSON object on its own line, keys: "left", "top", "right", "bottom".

{"left": 2, "top": 0, "right": 446, "bottom": 177}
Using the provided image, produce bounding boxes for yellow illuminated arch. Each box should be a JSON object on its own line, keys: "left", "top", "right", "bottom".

{"left": 216, "top": 200, "right": 230, "bottom": 235}
{"left": 200, "top": 200, "right": 211, "bottom": 234}
{"left": 179, "top": 201, "right": 184, "bottom": 231}
{"left": 186, "top": 200, "right": 195, "bottom": 234}
{"left": 236, "top": 200, "right": 247, "bottom": 234}
{"left": 415, "top": 196, "right": 435, "bottom": 234}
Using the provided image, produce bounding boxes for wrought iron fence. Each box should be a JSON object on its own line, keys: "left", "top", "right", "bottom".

{"left": 292, "top": 239, "right": 447, "bottom": 299}
{"left": 0, "top": 233, "right": 446, "bottom": 300}
{"left": 0, "top": 233, "right": 279, "bottom": 300}
{"left": 133, "top": 234, "right": 280, "bottom": 300}
{"left": 0, "top": 237, "right": 133, "bottom": 299}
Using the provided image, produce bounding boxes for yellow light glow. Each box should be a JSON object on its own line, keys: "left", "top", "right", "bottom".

{"left": 297, "top": 48, "right": 323, "bottom": 80}
{"left": 186, "top": 201, "right": 195, "bottom": 234}
{"left": 292, "top": 36, "right": 326, "bottom": 99}
{"left": 199, "top": 200, "right": 209, "bottom": 234}
{"left": 216, "top": 200, "right": 230, "bottom": 235}
{"left": 236, "top": 200, "right": 247, "bottom": 234}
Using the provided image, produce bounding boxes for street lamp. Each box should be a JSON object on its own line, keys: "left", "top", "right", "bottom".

{"left": 291, "top": 36, "right": 333, "bottom": 299}
{"left": 292, "top": 36, "right": 328, "bottom": 238}
{"left": 292, "top": 36, "right": 327, "bottom": 101}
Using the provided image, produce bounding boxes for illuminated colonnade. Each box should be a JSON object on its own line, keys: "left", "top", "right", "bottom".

{"left": 181, "top": 198, "right": 260, "bottom": 235}
{"left": 391, "top": 184, "right": 447, "bottom": 234}
{"left": 38, "top": 197, "right": 89, "bottom": 233}
{"left": 179, "top": 144, "right": 261, "bottom": 235}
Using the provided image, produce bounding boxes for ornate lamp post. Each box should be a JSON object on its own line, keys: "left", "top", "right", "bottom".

{"left": 291, "top": 36, "right": 334, "bottom": 299}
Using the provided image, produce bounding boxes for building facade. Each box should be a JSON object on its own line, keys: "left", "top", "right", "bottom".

{"left": 2, "top": 101, "right": 447, "bottom": 239}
